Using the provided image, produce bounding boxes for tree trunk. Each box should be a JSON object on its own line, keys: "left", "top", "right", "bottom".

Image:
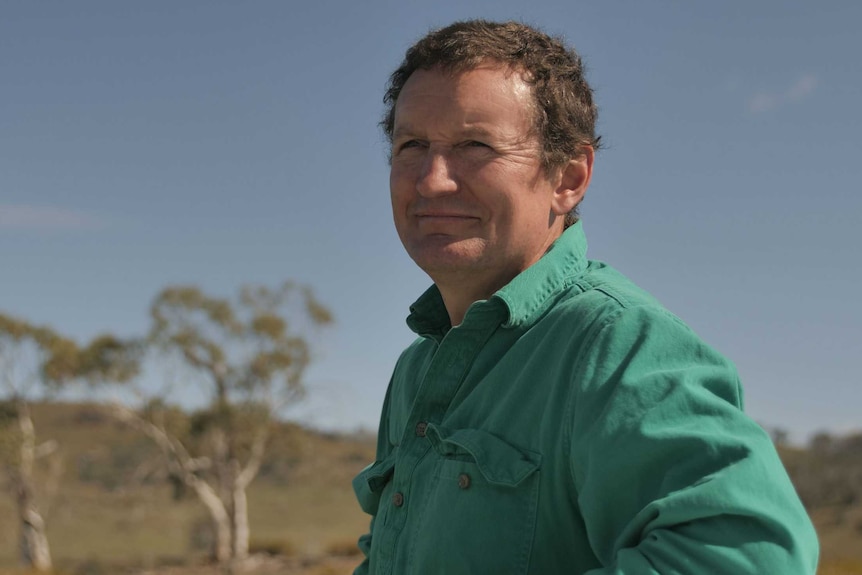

{"left": 19, "top": 506, "right": 52, "bottom": 571}
{"left": 189, "top": 478, "right": 233, "bottom": 564}
{"left": 113, "top": 405, "right": 234, "bottom": 564}
{"left": 16, "top": 402, "right": 52, "bottom": 571}
{"left": 231, "top": 427, "right": 266, "bottom": 564}
{"left": 231, "top": 482, "right": 249, "bottom": 561}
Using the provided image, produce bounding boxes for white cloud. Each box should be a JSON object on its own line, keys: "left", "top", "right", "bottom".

{"left": 747, "top": 73, "right": 818, "bottom": 114}
{"left": 748, "top": 92, "right": 777, "bottom": 113}
{"left": 0, "top": 204, "right": 103, "bottom": 232}
{"left": 787, "top": 74, "right": 817, "bottom": 101}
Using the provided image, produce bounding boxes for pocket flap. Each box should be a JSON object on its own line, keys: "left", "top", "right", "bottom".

{"left": 352, "top": 455, "right": 396, "bottom": 515}
{"left": 425, "top": 424, "right": 541, "bottom": 487}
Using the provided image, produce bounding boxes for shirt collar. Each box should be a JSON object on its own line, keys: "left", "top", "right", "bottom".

{"left": 406, "top": 284, "right": 451, "bottom": 339}
{"left": 406, "top": 222, "right": 589, "bottom": 336}
{"left": 494, "top": 221, "right": 589, "bottom": 328}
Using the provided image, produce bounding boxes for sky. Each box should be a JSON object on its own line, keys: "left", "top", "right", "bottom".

{"left": 2, "top": 1, "right": 860, "bottom": 445}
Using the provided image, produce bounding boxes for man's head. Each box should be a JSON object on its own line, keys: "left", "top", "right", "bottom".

{"left": 386, "top": 21, "right": 597, "bottom": 323}
{"left": 382, "top": 19, "right": 600, "bottom": 226}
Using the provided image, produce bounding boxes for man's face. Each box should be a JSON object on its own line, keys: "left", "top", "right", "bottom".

{"left": 389, "top": 65, "right": 568, "bottom": 290}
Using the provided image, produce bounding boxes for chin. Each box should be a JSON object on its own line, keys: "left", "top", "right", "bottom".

{"left": 408, "top": 241, "right": 488, "bottom": 276}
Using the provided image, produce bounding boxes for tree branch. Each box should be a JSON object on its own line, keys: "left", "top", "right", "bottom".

{"left": 236, "top": 426, "right": 268, "bottom": 490}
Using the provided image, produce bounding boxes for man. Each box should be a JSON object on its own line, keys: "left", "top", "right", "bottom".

{"left": 354, "top": 20, "right": 818, "bottom": 574}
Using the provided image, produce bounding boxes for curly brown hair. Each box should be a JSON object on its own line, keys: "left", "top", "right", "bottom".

{"left": 381, "top": 20, "right": 600, "bottom": 225}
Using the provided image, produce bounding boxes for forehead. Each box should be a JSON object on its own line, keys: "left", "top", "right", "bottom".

{"left": 393, "top": 65, "right": 536, "bottom": 136}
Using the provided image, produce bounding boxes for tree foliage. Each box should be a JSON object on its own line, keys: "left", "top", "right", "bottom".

{"left": 149, "top": 282, "right": 330, "bottom": 407}
{"left": 785, "top": 431, "right": 862, "bottom": 510}
{"left": 113, "top": 281, "right": 332, "bottom": 565}
{"left": 0, "top": 312, "right": 77, "bottom": 571}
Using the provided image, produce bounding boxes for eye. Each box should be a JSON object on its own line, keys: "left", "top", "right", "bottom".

{"left": 396, "top": 139, "right": 426, "bottom": 153}
{"left": 464, "top": 140, "right": 490, "bottom": 148}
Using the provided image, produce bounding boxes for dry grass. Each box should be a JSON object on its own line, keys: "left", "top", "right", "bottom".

{"left": 0, "top": 403, "right": 374, "bottom": 573}
{"left": 819, "top": 559, "right": 862, "bottom": 575}
{"left": 3, "top": 403, "right": 862, "bottom": 575}
{"left": 323, "top": 538, "right": 363, "bottom": 559}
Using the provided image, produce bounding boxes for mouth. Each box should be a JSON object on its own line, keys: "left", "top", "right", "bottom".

{"left": 414, "top": 214, "right": 479, "bottom": 229}
{"left": 415, "top": 212, "right": 478, "bottom": 220}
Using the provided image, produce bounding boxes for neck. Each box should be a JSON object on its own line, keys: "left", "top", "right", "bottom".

{"left": 434, "top": 271, "right": 518, "bottom": 327}
{"left": 429, "top": 223, "right": 567, "bottom": 326}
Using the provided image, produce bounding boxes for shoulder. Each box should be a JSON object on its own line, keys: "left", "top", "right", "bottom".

{"left": 549, "top": 261, "right": 739, "bottom": 396}
{"left": 547, "top": 260, "right": 690, "bottom": 342}
{"left": 386, "top": 336, "right": 437, "bottom": 430}
{"left": 565, "top": 260, "right": 667, "bottom": 317}
{"left": 393, "top": 336, "right": 436, "bottom": 375}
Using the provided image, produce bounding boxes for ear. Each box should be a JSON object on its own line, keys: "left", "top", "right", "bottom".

{"left": 551, "top": 147, "right": 594, "bottom": 216}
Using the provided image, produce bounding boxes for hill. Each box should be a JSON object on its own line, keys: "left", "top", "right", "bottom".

{"left": 0, "top": 402, "right": 859, "bottom": 574}
{"left": 0, "top": 401, "right": 375, "bottom": 574}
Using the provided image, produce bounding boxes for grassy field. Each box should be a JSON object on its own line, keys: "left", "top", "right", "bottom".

{"left": 0, "top": 402, "right": 375, "bottom": 574}
{"left": 0, "top": 403, "right": 860, "bottom": 574}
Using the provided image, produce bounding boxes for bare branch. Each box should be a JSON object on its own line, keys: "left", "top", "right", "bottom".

{"left": 33, "top": 440, "right": 58, "bottom": 460}
{"left": 236, "top": 426, "right": 268, "bottom": 490}
{"left": 109, "top": 403, "right": 209, "bottom": 478}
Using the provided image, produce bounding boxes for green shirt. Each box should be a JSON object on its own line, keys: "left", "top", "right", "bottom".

{"left": 353, "top": 222, "right": 818, "bottom": 574}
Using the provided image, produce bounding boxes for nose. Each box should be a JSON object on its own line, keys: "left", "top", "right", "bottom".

{"left": 416, "top": 151, "right": 458, "bottom": 197}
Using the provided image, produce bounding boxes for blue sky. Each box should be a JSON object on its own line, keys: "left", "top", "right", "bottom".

{"left": 2, "top": 1, "right": 860, "bottom": 443}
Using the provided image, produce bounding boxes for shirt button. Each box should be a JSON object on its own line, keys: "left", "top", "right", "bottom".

{"left": 415, "top": 421, "right": 428, "bottom": 437}
{"left": 393, "top": 492, "right": 404, "bottom": 507}
{"left": 458, "top": 473, "right": 471, "bottom": 490}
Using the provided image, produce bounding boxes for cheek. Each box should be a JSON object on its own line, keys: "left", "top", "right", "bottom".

{"left": 390, "top": 158, "right": 420, "bottom": 191}
{"left": 389, "top": 170, "right": 409, "bottom": 207}
{"left": 469, "top": 168, "right": 519, "bottom": 215}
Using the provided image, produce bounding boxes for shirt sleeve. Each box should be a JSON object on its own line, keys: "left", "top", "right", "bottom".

{"left": 353, "top": 377, "right": 395, "bottom": 575}
{"left": 567, "top": 305, "right": 819, "bottom": 574}
{"left": 353, "top": 518, "right": 373, "bottom": 575}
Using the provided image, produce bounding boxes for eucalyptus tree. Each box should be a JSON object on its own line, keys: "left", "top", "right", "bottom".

{"left": 0, "top": 313, "right": 77, "bottom": 571}
{"left": 0, "top": 313, "right": 138, "bottom": 571}
{"left": 112, "top": 282, "right": 332, "bottom": 565}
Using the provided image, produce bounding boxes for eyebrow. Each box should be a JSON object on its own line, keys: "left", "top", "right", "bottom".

{"left": 392, "top": 124, "right": 497, "bottom": 141}
{"left": 391, "top": 125, "right": 417, "bottom": 140}
{"left": 460, "top": 126, "right": 496, "bottom": 139}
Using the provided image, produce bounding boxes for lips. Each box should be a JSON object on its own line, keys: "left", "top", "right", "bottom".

{"left": 413, "top": 207, "right": 480, "bottom": 218}
{"left": 414, "top": 213, "right": 479, "bottom": 228}
{"left": 411, "top": 213, "right": 479, "bottom": 235}
{"left": 416, "top": 213, "right": 476, "bottom": 219}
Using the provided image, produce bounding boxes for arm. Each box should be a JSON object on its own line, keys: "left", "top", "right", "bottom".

{"left": 568, "top": 305, "right": 818, "bottom": 574}
{"left": 353, "top": 517, "right": 375, "bottom": 575}
{"left": 353, "top": 379, "right": 394, "bottom": 575}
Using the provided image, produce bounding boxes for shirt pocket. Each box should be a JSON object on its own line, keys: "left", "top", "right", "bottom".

{"left": 408, "top": 424, "right": 542, "bottom": 575}
{"left": 353, "top": 453, "right": 396, "bottom": 516}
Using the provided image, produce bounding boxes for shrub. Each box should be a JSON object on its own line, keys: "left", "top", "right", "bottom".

{"left": 248, "top": 537, "right": 298, "bottom": 558}
{"left": 325, "top": 537, "right": 361, "bottom": 558}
